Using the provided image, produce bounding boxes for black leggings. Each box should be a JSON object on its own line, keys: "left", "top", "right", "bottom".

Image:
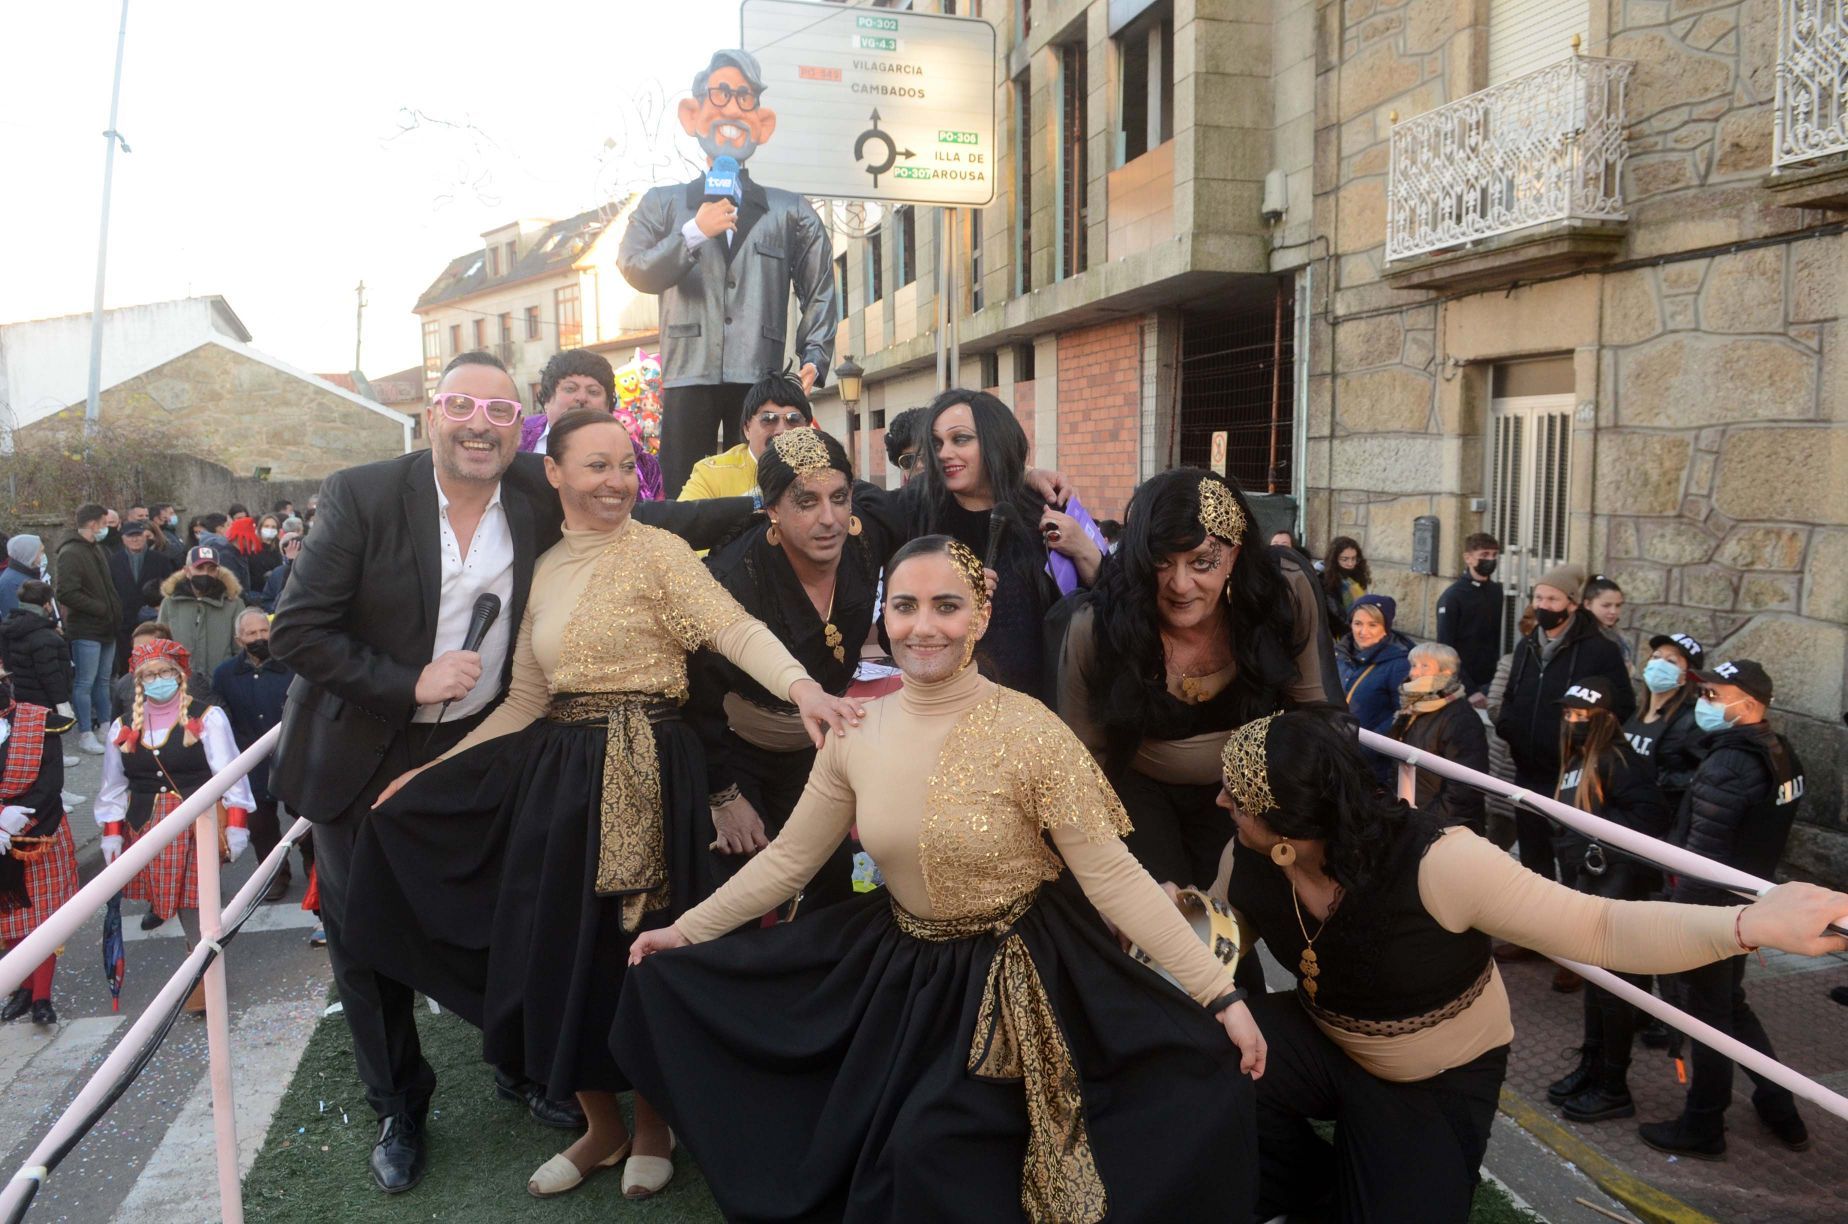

{"left": 1252, "top": 991, "right": 1508, "bottom": 1224}
{"left": 1115, "top": 770, "right": 1228, "bottom": 892}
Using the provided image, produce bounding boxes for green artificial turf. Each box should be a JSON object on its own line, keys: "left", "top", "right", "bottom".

{"left": 246, "top": 999, "right": 1535, "bottom": 1222}
{"left": 242, "top": 995, "right": 719, "bottom": 1222}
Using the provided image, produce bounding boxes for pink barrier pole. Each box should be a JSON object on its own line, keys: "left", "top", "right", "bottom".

{"left": 0, "top": 815, "right": 306, "bottom": 1218}
{"left": 1358, "top": 729, "right": 1848, "bottom": 931}
{"left": 0, "top": 726, "right": 280, "bottom": 996}
{"left": 193, "top": 804, "right": 243, "bottom": 1224}
{"left": 1558, "top": 957, "right": 1848, "bottom": 1121}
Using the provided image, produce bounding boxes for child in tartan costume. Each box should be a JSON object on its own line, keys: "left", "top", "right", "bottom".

{"left": 96, "top": 639, "right": 254, "bottom": 1011}
{"left": 0, "top": 670, "right": 74, "bottom": 1027}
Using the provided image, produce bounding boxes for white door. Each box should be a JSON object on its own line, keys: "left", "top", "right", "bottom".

{"left": 1486, "top": 392, "right": 1574, "bottom": 651}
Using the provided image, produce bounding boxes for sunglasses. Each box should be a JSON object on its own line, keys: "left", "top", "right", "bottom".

{"left": 753, "top": 411, "right": 809, "bottom": 429}
{"left": 706, "top": 83, "right": 760, "bottom": 111}
{"left": 433, "top": 392, "right": 522, "bottom": 428}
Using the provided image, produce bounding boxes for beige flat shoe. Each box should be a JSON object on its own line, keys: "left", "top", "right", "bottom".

{"left": 621, "top": 1134, "right": 677, "bottom": 1199}
{"left": 527, "top": 1141, "right": 630, "bottom": 1198}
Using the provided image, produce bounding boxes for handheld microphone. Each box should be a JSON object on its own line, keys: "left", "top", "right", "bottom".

{"left": 704, "top": 155, "right": 742, "bottom": 205}
{"left": 437, "top": 592, "right": 502, "bottom": 723}
{"left": 985, "top": 503, "right": 1014, "bottom": 575}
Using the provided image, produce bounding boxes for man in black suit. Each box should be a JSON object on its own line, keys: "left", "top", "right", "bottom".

{"left": 270, "top": 350, "right": 751, "bottom": 1195}
{"left": 107, "top": 520, "right": 175, "bottom": 669}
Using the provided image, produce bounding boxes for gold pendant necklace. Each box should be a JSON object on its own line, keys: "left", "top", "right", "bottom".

{"left": 820, "top": 585, "right": 844, "bottom": 663}
{"left": 1288, "top": 879, "right": 1335, "bottom": 1000}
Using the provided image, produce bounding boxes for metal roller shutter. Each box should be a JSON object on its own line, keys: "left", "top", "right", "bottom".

{"left": 1488, "top": 0, "right": 1590, "bottom": 85}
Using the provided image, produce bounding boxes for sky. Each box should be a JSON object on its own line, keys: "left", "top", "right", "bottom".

{"left": 0, "top": 0, "right": 746, "bottom": 377}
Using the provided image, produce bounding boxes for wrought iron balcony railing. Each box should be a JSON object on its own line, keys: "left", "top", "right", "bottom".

{"left": 1386, "top": 54, "right": 1633, "bottom": 263}
{"left": 1775, "top": 0, "right": 1848, "bottom": 169}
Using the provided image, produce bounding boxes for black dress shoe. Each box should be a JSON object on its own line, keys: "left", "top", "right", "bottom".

{"left": 369, "top": 1112, "right": 427, "bottom": 1194}
{"left": 1547, "top": 1048, "right": 1599, "bottom": 1104}
{"left": 1638, "top": 1118, "right": 1726, "bottom": 1161}
{"left": 1562, "top": 1080, "right": 1634, "bottom": 1123}
{"left": 2, "top": 988, "right": 30, "bottom": 1022}
{"left": 29, "top": 999, "right": 56, "bottom": 1027}
{"left": 494, "top": 1073, "right": 586, "bottom": 1130}
{"left": 1759, "top": 1111, "right": 1810, "bottom": 1152}
{"left": 140, "top": 909, "right": 166, "bottom": 931}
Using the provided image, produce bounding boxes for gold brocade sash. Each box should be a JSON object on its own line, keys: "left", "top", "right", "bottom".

{"left": 548, "top": 692, "right": 678, "bottom": 932}
{"left": 891, "top": 892, "right": 1108, "bottom": 1224}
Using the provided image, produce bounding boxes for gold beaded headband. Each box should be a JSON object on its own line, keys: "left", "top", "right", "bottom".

{"left": 943, "top": 539, "right": 990, "bottom": 614}
{"left": 769, "top": 427, "right": 831, "bottom": 478}
{"left": 1220, "top": 713, "right": 1278, "bottom": 815}
{"left": 1197, "top": 478, "right": 1247, "bottom": 545}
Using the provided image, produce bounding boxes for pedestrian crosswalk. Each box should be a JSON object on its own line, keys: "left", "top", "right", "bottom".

{"left": 121, "top": 900, "right": 319, "bottom": 944}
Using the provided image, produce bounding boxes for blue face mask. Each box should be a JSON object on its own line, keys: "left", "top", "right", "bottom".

{"left": 142, "top": 676, "right": 181, "bottom": 703}
{"left": 95, "top": 526, "right": 110, "bottom": 542}
{"left": 1694, "top": 697, "right": 1737, "bottom": 734}
{"left": 1642, "top": 658, "right": 1684, "bottom": 694}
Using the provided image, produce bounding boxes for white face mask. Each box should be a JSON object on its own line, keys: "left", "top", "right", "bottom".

{"left": 260, "top": 527, "right": 278, "bottom": 541}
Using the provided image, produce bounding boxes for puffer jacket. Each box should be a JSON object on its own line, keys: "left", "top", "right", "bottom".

{"left": 156, "top": 569, "right": 247, "bottom": 685}
{"left": 1336, "top": 630, "right": 1414, "bottom": 739}
{"left": 1556, "top": 736, "right": 1669, "bottom": 900}
{"left": 1670, "top": 720, "right": 1804, "bottom": 907}
{"left": 0, "top": 606, "right": 73, "bottom": 713}
{"left": 52, "top": 532, "right": 121, "bottom": 642}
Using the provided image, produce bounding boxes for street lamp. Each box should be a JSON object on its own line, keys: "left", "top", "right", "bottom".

{"left": 833, "top": 354, "right": 864, "bottom": 413}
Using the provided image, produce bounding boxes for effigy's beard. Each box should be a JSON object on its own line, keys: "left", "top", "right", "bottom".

{"left": 699, "top": 122, "right": 761, "bottom": 164}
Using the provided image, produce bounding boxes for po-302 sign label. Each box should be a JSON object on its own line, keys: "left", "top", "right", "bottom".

{"left": 740, "top": 0, "right": 997, "bottom": 206}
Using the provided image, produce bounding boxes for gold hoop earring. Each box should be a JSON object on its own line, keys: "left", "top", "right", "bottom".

{"left": 765, "top": 521, "right": 781, "bottom": 546}
{"left": 1270, "top": 841, "right": 1297, "bottom": 867}
{"left": 848, "top": 514, "right": 863, "bottom": 537}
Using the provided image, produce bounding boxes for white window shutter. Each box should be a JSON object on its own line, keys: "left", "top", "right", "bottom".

{"left": 1488, "top": 0, "right": 1590, "bottom": 85}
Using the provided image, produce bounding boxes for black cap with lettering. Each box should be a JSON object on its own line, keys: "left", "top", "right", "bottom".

{"left": 1558, "top": 678, "right": 1623, "bottom": 713}
{"left": 1696, "top": 658, "right": 1774, "bottom": 705}
{"left": 1647, "top": 632, "right": 1705, "bottom": 671}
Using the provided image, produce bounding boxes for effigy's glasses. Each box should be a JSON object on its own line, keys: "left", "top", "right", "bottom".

{"left": 706, "top": 84, "right": 760, "bottom": 111}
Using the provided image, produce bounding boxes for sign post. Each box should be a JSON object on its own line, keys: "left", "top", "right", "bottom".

{"left": 1209, "top": 431, "right": 1229, "bottom": 477}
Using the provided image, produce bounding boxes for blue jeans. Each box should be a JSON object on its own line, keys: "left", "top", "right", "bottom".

{"left": 70, "top": 638, "right": 116, "bottom": 735}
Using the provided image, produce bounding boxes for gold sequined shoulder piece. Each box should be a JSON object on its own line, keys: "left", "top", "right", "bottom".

{"left": 919, "top": 689, "right": 1130, "bottom": 919}
{"left": 636, "top": 521, "right": 751, "bottom": 652}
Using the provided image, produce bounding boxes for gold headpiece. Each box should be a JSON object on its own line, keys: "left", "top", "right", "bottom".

{"left": 943, "top": 538, "right": 990, "bottom": 613}
{"left": 1220, "top": 714, "right": 1278, "bottom": 815}
{"left": 770, "top": 427, "right": 831, "bottom": 478}
{"left": 1197, "top": 478, "right": 1247, "bottom": 544}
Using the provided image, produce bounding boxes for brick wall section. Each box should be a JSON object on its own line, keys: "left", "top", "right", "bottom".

{"left": 1056, "top": 320, "right": 1141, "bottom": 519}
{"left": 1009, "top": 380, "right": 1035, "bottom": 464}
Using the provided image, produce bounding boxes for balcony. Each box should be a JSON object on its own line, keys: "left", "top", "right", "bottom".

{"left": 1384, "top": 54, "right": 1633, "bottom": 291}
{"left": 1766, "top": 1, "right": 1848, "bottom": 209}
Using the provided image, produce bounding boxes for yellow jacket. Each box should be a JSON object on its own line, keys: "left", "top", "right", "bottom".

{"left": 677, "top": 443, "right": 759, "bottom": 502}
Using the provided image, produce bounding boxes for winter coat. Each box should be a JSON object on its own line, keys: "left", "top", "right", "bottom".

{"left": 0, "top": 606, "right": 73, "bottom": 712}
{"left": 1622, "top": 696, "right": 1703, "bottom": 808}
{"left": 1556, "top": 736, "right": 1669, "bottom": 900}
{"left": 156, "top": 569, "right": 247, "bottom": 685}
{"left": 1670, "top": 721, "right": 1805, "bottom": 908}
{"left": 52, "top": 533, "right": 121, "bottom": 642}
{"left": 212, "top": 651, "right": 293, "bottom": 804}
{"left": 1391, "top": 693, "right": 1490, "bottom": 835}
{"left": 1336, "top": 630, "right": 1414, "bottom": 740}
{"left": 245, "top": 544, "right": 283, "bottom": 593}
{"left": 0, "top": 558, "right": 38, "bottom": 616}
{"left": 259, "top": 558, "right": 294, "bottom": 613}
{"left": 109, "top": 545, "right": 177, "bottom": 635}
{"left": 1433, "top": 574, "right": 1504, "bottom": 695}
{"left": 1482, "top": 652, "right": 1521, "bottom": 834}
{"left": 1494, "top": 611, "right": 1634, "bottom": 783}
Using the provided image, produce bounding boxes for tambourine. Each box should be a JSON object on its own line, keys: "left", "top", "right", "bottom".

{"left": 1128, "top": 888, "right": 1250, "bottom": 992}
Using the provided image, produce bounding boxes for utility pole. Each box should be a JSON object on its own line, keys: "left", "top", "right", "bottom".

{"left": 353, "top": 280, "right": 367, "bottom": 374}
{"left": 84, "top": 0, "right": 132, "bottom": 436}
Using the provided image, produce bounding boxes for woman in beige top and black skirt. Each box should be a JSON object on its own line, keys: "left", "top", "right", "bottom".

{"left": 348, "top": 410, "right": 861, "bottom": 1200}
{"left": 1212, "top": 708, "right": 1848, "bottom": 1223}
{"left": 618, "top": 536, "right": 1266, "bottom": 1223}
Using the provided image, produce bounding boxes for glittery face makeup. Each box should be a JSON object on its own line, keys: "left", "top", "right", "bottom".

{"left": 1152, "top": 534, "right": 1235, "bottom": 632}
{"left": 885, "top": 551, "right": 987, "bottom": 684}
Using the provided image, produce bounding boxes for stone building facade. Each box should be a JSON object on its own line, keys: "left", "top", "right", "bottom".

{"left": 1304, "top": 0, "right": 1848, "bottom": 876}
{"left": 22, "top": 338, "right": 411, "bottom": 481}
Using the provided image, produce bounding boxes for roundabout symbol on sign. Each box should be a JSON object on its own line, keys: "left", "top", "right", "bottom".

{"left": 852, "top": 109, "right": 915, "bottom": 188}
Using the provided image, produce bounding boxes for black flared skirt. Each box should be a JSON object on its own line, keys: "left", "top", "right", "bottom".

{"left": 349, "top": 715, "right": 715, "bottom": 1097}
{"left": 613, "top": 882, "right": 1256, "bottom": 1222}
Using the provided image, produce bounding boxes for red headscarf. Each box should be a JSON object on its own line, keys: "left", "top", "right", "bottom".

{"left": 128, "top": 637, "right": 191, "bottom": 677}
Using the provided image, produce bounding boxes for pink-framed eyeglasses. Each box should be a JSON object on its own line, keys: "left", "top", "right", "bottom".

{"left": 432, "top": 392, "right": 522, "bottom": 427}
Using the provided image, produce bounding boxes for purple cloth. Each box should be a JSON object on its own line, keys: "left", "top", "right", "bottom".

{"left": 518, "top": 414, "right": 663, "bottom": 501}
{"left": 1045, "top": 493, "right": 1109, "bottom": 596}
